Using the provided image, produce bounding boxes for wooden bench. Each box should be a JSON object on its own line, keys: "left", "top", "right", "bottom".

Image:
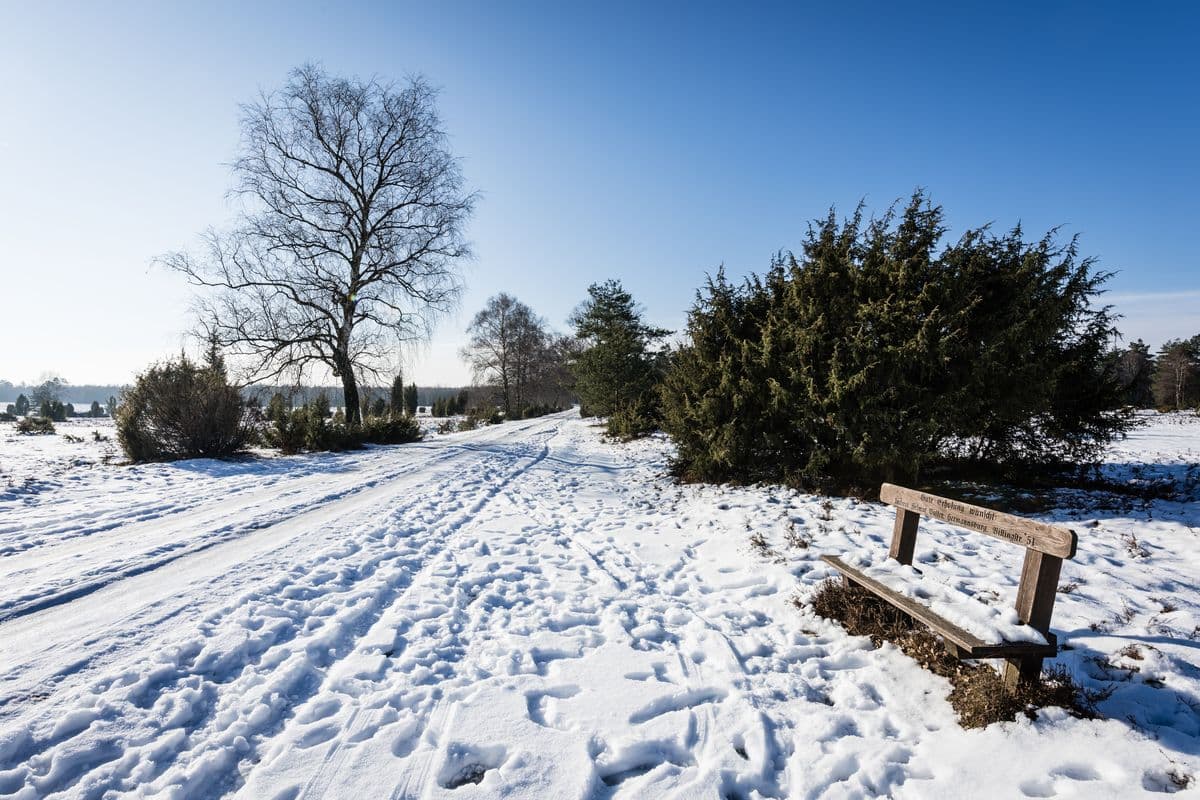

{"left": 821, "top": 483, "right": 1077, "bottom": 690}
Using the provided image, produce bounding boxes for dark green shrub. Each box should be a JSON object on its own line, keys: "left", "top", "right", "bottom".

{"left": 266, "top": 406, "right": 307, "bottom": 454}
{"left": 390, "top": 373, "right": 406, "bottom": 416}
{"left": 465, "top": 406, "right": 502, "bottom": 427}
{"left": 404, "top": 383, "right": 418, "bottom": 416}
{"left": 663, "top": 192, "right": 1131, "bottom": 491}
{"left": 360, "top": 414, "right": 422, "bottom": 444}
{"left": 265, "top": 406, "right": 421, "bottom": 453}
{"left": 117, "top": 354, "right": 251, "bottom": 462}
{"left": 605, "top": 397, "right": 657, "bottom": 441}
{"left": 16, "top": 416, "right": 54, "bottom": 432}
{"left": 511, "top": 403, "right": 563, "bottom": 421}
{"left": 39, "top": 400, "right": 67, "bottom": 422}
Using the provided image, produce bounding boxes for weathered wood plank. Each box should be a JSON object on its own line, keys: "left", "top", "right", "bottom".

{"left": 820, "top": 556, "right": 1057, "bottom": 659}
{"left": 888, "top": 508, "right": 920, "bottom": 565}
{"left": 880, "top": 483, "right": 1077, "bottom": 558}
{"left": 1002, "top": 655, "right": 1045, "bottom": 689}
{"left": 1014, "top": 549, "right": 1063, "bottom": 634}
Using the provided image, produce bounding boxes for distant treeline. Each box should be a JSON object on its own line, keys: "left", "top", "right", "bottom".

{"left": 243, "top": 385, "right": 470, "bottom": 409}
{"left": 0, "top": 380, "right": 469, "bottom": 410}
{"left": 0, "top": 382, "right": 127, "bottom": 406}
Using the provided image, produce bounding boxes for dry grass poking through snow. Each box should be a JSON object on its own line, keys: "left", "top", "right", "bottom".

{"left": 805, "top": 579, "right": 1098, "bottom": 728}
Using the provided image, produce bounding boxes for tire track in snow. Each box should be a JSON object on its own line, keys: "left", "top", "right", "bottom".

{"left": 264, "top": 438, "right": 556, "bottom": 800}
{"left": 0, "top": 417, "right": 557, "bottom": 624}
{"left": 0, "top": 419, "right": 561, "bottom": 796}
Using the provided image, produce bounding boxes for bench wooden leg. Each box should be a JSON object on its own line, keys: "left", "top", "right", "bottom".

{"left": 1000, "top": 548, "right": 1063, "bottom": 691}
{"left": 1002, "top": 655, "right": 1044, "bottom": 691}
{"left": 888, "top": 508, "right": 920, "bottom": 566}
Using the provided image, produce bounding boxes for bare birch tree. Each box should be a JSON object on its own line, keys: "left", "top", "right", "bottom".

{"left": 461, "top": 293, "right": 548, "bottom": 415}
{"left": 161, "top": 64, "right": 475, "bottom": 424}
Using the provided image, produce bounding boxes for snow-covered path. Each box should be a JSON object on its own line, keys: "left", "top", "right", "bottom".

{"left": 1, "top": 413, "right": 1197, "bottom": 798}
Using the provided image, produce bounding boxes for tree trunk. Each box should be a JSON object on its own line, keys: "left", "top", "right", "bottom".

{"left": 338, "top": 357, "right": 361, "bottom": 426}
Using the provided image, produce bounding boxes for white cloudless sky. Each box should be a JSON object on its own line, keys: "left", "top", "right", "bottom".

{"left": 2, "top": 1, "right": 1197, "bottom": 388}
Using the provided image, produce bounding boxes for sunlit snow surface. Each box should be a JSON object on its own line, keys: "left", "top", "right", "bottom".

{"left": 0, "top": 412, "right": 1197, "bottom": 798}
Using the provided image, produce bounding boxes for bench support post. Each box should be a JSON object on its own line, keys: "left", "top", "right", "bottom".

{"left": 888, "top": 508, "right": 920, "bottom": 566}
{"left": 1002, "top": 549, "right": 1063, "bottom": 691}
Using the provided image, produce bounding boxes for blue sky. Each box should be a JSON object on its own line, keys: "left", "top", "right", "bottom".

{"left": 2, "top": 1, "right": 1197, "bottom": 386}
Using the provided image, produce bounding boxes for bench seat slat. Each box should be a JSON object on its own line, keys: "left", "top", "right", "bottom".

{"left": 821, "top": 555, "right": 1058, "bottom": 659}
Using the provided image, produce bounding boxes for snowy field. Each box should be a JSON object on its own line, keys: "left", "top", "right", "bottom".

{"left": 0, "top": 411, "right": 1197, "bottom": 798}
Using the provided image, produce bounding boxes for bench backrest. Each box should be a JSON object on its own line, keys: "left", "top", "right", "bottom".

{"left": 878, "top": 482, "right": 1077, "bottom": 654}
{"left": 880, "top": 483, "right": 1077, "bottom": 559}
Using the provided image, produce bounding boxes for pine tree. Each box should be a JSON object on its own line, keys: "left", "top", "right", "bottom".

{"left": 106, "top": 395, "right": 118, "bottom": 417}
{"left": 569, "top": 280, "right": 669, "bottom": 438}
{"left": 90, "top": 400, "right": 102, "bottom": 417}
{"left": 312, "top": 391, "right": 331, "bottom": 419}
{"left": 1111, "top": 340, "right": 1156, "bottom": 408}
{"left": 404, "top": 383, "right": 418, "bottom": 416}
{"left": 266, "top": 392, "right": 289, "bottom": 424}
{"left": 371, "top": 396, "right": 387, "bottom": 418}
{"left": 15, "top": 394, "right": 29, "bottom": 416}
{"left": 203, "top": 333, "right": 227, "bottom": 380}
{"left": 390, "top": 373, "right": 405, "bottom": 416}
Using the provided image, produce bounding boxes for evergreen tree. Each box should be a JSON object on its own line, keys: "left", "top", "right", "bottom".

{"left": 1111, "top": 340, "right": 1156, "bottom": 407}
{"left": 15, "top": 394, "right": 29, "bottom": 417}
{"left": 390, "top": 373, "right": 405, "bottom": 416}
{"left": 661, "top": 267, "right": 786, "bottom": 482}
{"left": 40, "top": 399, "right": 68, "bottom": 422}
{"left": 662, "top": 192, "right": 1131, "bottom": 489}
{"left": 569, "top": 280, "right": 669, "bottom": 438}
{"left": 90, "top": 400, "right": 103, "bottom": 417}
{"left": 404, "top": 383, "right": 418, "bottom": 416}
{"left": 313, "top": 391, "right": 332, "bottom": 419}
{"left": 371, "top": 396, "right": 387, "bottom": 418}
{"left": 30, "top": 378, "right": 64, "bottom": 409}
{"left": 203, "top": 333, "right": 227, "bottom": 380}
{"left": 106, "top": 395, "right": 118, "bottom": 417}
{"left": 266, "top": 392, "right": 289, "bottom": 424}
